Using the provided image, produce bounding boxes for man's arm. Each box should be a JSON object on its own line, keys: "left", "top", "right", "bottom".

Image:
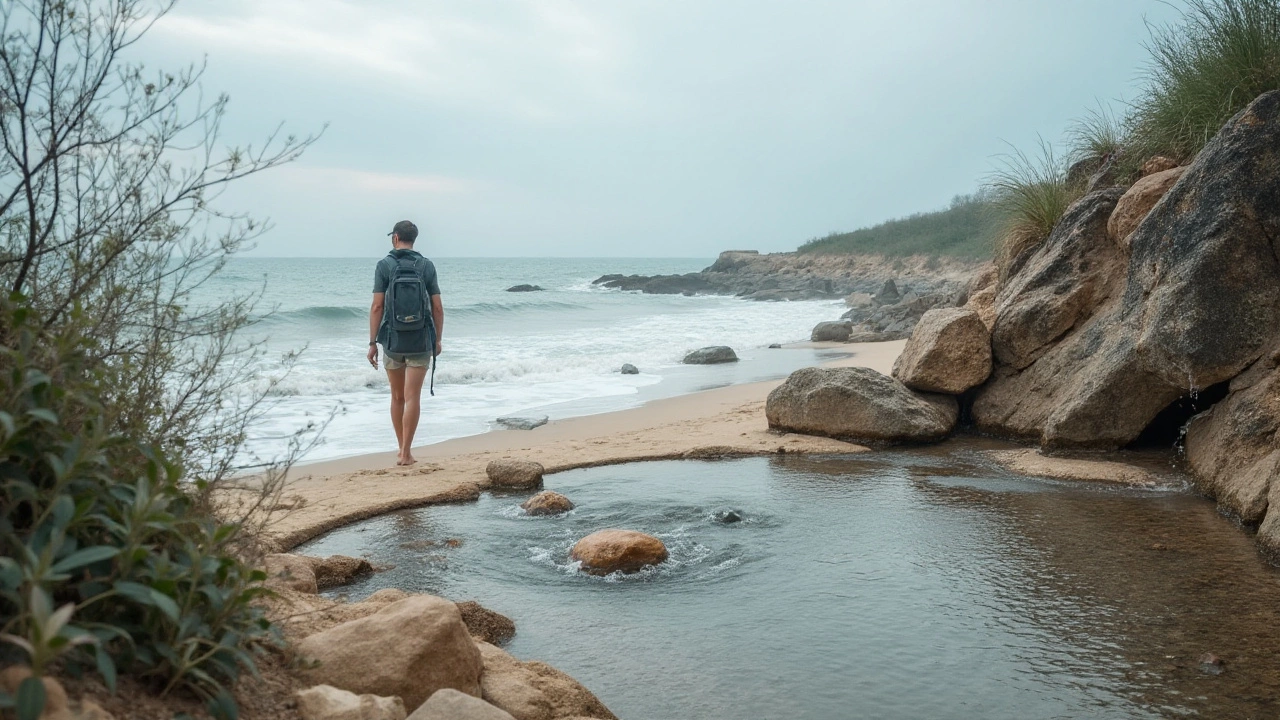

{"left": 431, "top": 295, "right": 444, "bottom": 355}
{"left": 368, "top": 292, "right": 385, "bottom": 367}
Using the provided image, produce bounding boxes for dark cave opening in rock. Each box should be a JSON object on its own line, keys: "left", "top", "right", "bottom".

{"left": 1129, "top": 381, "right": 1231, "bottom": 448}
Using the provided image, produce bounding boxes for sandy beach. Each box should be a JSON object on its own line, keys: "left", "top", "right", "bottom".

{"left": 263, "top": 340, "right": 905, "bottom": 550}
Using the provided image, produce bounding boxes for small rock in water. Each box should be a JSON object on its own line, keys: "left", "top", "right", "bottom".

{"left": 521, "top": 490, "right": 575, "bottom": 516}
{"left": 715, "top": 510, "right": 743, "bottom": 524}
{"left": 505, "top": 284, "right": 544, "bottom": 292}
{"left": 768, "top": 343, "right": 782, "bottom": 349}
{"left": 620, "top": 363, "right": 640, "bottom": 375}
{"left": 683, "top": 346, "right": 739, "bottom": 365}
{"left": 495, "top": 415, "right": 549, "bottom": 431}
{"left": 1198, "top": 653, "right": 1225, "bottom": 675}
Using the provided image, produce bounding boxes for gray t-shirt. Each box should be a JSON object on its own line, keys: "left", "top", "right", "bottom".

{"left": 373, "top": 249, "right": 441, "bottom": 345}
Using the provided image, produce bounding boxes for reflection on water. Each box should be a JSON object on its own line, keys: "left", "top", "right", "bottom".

{"left": 300, "top": 442, "right": 1280, "bottom": 720}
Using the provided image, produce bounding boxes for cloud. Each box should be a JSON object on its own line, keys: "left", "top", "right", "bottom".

{"left": 153, "top": 0, "right": 636, "bottom": 122}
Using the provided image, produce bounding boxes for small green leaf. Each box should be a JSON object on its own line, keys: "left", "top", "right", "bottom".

{"left": 95, "top": 645, "right": 117, "bottom": 694}
{"left": 15, "top": 677, "right": 46, "bottom": 720}
{"left": 148, "top": 588, "right": 181, "bottom": 623}
{"left": 51, "top": 546, "right": 119, "bottom": 574}
{"left": 24, "top": 408, "right": 58, "bottom": 424}
{"left": 206, "top": 688, "right": 239, "bottom": 720}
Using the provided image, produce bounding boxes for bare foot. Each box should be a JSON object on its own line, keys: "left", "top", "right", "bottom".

{"left": 400, "top": 452, "right": 417, "bottom": 466}
{"left": 395, "top": 454, "right": 410, "bottom": 466}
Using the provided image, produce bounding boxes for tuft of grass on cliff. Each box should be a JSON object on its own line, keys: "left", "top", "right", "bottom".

{"left": 797, "top": 193, "right": 1000, "bottom": 259}
{"left": 1131, "top": 0, "right": 1280, "bottom": 164}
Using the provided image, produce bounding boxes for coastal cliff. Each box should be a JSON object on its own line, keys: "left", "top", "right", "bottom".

{"left": 593, "top": 250, "right": 982, "bottom": 301}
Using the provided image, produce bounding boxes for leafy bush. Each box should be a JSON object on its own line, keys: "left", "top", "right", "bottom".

{"left": 797, "top": 193, "right": 1000, "bottom": 259}
{"left": 0, "top": 297, "right": 273, "bottom": 720}
{"left": 986, "top": 141, "right": 1081, "bottom": 281}
{"left": 1131, "top": 0, "right": 1280, "bottom": 162}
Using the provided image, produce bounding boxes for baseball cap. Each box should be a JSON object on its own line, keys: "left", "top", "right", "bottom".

{"left": 388, "top": 220, "right": 419, "bottom": 243}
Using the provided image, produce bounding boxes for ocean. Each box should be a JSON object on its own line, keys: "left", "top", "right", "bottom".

{"left": 203, "top": 257, "right": 847, "bottom": 464}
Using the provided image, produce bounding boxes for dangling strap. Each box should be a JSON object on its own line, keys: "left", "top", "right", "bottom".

{"left": 429, "top": 350, "right": 436, "bottom": 397}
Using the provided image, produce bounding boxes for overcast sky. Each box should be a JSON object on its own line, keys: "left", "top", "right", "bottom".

{"left": 139, "top": 0, "right": 1180, "bottom": 258}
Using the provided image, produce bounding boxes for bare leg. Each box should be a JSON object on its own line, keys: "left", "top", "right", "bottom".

{"left": 399, "top": 365, "right": 428, "bottom": 465}
{"left": 386, "top": 366, "right": 407, "bottom": 464}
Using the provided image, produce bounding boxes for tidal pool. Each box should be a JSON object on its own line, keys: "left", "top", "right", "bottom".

{"left": 299, "top": 446, "right": 1280, "bottom": 719}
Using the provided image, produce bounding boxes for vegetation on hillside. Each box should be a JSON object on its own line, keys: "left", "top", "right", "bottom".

{"left": 0, "top": 1, "right": 319, "bottom": 718}
{"left": 986, "top": 0, "right": 1280, "bottom": 275}
{"left": 797, "top": 193, "right": 1000, "bottom": 259}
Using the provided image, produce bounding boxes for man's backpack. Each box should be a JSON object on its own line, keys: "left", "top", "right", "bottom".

{"left": 384, "top": 253, "right": 437, "bottom": 358}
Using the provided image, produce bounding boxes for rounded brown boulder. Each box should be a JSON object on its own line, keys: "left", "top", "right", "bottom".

{"left": 569, "top": 530, "right": 668, "bottom": 576}
{"left": 892, "top": 307, "right": 992, "bottom": 394}
{"left": 486, "top": 460, "right": 544, "bottom": 489}
{"left": 521, "top": 491, "right": 575, "bottom": 516}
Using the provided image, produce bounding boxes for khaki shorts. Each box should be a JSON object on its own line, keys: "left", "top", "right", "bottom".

{"left": 383, "top": 351, "right": 432, "bottom": 370}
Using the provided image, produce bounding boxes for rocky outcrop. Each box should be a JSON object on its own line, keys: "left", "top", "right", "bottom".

{"left": 475, "top": 641, "right": 618, "bottom": 720}
{"left": 1107, "top": 166, "right": 1186, "bottom": 247}
{"left": 973, "top": 91, "right": 1280, "bottom": 449}
{"left": 682, "top": 346, "right": 738, "bottom": 364}
{"left": 297, "top": 595, "right": 484, "bottom": 711}
{"left": 892, "top": 308, "right": 992, "bottom": 394}
{"left": 296, "top": 685, "right": 407, "bottom": 720}
{"left": 265, "top": 553, "right": 319, "bottom": 594}
{"left": 766, "top": 367, "right": 958, "bottom": 444}
{"left": 840, "top": 284, "right": 965, "bottom": 341}
{"left": 486, "top": 461, "right": 545, "bottom": 489}
{"left": 962, "top": 263, "right": 998, "bottom": 329}
{"left": 569, "top": 530, "right": 668, "bottom": 575}
{"left": 310, "top": 555, "right": 375, "bottom": 590}
{"left": 407, "top": 690, "right": 516, "bottom": 720}
{"left": 521, "top": 491, "right": 575, "bottom": 516}
{"left": 506, "top": 285, "right": 544, "bottom": 292}
{"left": 1185, "top": 344, "right": 1280, "bottom": 534}
{"left": 593, "top": 252, "right": 979, "bottom": 302}
{"left": 456, "top": 601, "right": 517, "bottom": 646}
{"left": 810, "top": 321, "right": 853, "bottom": 342}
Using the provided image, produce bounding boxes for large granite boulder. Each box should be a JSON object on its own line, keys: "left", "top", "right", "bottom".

{"left": 569, "top": 530, "right": 668, "bottom": 575}
{"left": 892, "top": 308, "right": 992, "bottom": 394}
{"left": 1185, "top": 346, "right": 1280, "bottom": 539}
{"left": 974, "top": 90, "right": 1280, "bottom": 449}
{"left": 682, "top": 346, "right": 738, "bottom": 364}
{"left": 766, "top": 367, "right": 957, "bottom": 444}
{"left": 297, "top": 595, "right": 484, "bottom": 711}
{"left": 408, "top": 690, "right": 515, "bottom": 720}
{"left": 475, "top": 641, "right": 618, "bottom": 720}
{"left": 811, "top": 321, "right": 853, "bottom": 342}
{"left": 1107, "top": 166, "right": 1186, "bottom": 248}
{"left": 487, "top": 460, "right": 545, "bottom": 489}
{"left": 295, "top": 685, "right": 406, "bottom": 720}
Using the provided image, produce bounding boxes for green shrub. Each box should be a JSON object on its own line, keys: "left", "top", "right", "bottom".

{"left": 0, "top": 297, "right": 274, "bottom": 720}
{"left": 986, "top": 140, "right": 1081, "bottom": 281}
{"left": 798, "top": 193, "right": 1000, "bottom": 259}
{"left": 1132, "top": 0, "right": 1280, "bottom": 161}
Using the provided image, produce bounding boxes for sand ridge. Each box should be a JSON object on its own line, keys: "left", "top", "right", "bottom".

{"left": 261, "top": 341, "right": 906, "bottom": 550}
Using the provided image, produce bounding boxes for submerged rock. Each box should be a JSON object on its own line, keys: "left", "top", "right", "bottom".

{"left": 766, "top": 367, "right": 957, "bottom": 444}
{"left": 892, "top": 307, "right": 992, "bottom": 394}
{"left": 569, "top": 530, "right": 668, "bottom": 575}
{"left": 486, "top": 460, "right": 545, "bottom": 489}
{"left": 297, "top": 595, "right": 483, "bottom": 711}
{"left": 505, "top": 284, "right": 544, "bottom": 292}
{"left": 495, "top": 416, "right": 549, "bottom": 431}
{"left": 715, "top": 510, "right": 743, "bottom": 524}
{"left": 520, "top": 490, "right": 574, "bottom": 516}
{"left": 620, "top": 363, "right": 640, "bottom": 375}
{"left": 683, "top": 346, "right": 738, "bottom": 364}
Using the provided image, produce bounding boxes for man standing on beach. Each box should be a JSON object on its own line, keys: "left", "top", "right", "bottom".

{"left": 367, "top": 220, "right": 444, "bottom": 466}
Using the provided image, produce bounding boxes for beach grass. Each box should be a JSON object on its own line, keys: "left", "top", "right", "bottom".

{"left": 797, "top": 193, "right": 1000, "bottom": 260}
{"left": 986, "top": 140, "right": 1080, "bottom": 280}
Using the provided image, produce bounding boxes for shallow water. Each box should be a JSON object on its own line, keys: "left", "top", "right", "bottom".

{"left": 300, "top": 445, "right": 1280, "bottom": 719}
